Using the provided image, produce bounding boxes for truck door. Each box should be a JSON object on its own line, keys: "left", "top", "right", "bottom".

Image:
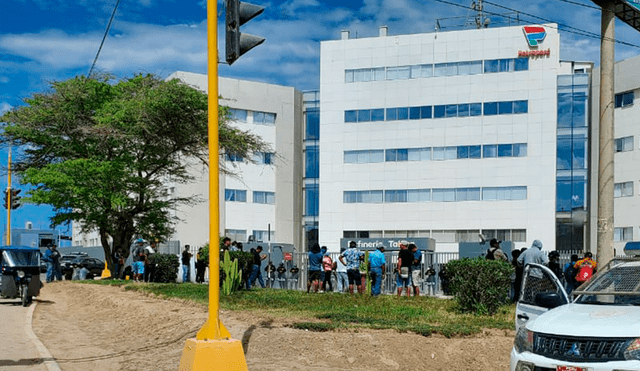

{"left": 515, "top": 263, "right": 569, "bottom": 332}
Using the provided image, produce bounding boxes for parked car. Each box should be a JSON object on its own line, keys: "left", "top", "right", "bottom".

{"left": 511, "top": 258, "right": 640, "bottom": 371}
{"left": 60, "top": 252, "right": 88, "bottom": 265}
{"left": 62, "top": 256, "right": 104, "bottom": 279}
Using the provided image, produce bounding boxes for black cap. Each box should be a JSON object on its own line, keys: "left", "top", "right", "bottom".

{"left": 490, "top": 238, "right": 501, "bottom": 246}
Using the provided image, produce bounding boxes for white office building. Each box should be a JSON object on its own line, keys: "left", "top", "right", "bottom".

{"left": 74, "top": 73, "right": 304, "bottom": 251}
{"left": 590, "top": 55, "right": 640, "bottom": 255}
{"left": 318, "top": 24, "right": 590, "bottom": 252}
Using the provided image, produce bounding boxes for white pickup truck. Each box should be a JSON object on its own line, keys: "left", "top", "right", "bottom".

{"left": 511, "top": 258, "right": 640, "bottom": 371}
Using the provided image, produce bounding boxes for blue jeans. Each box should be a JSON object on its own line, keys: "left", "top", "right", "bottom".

{"left": 370, "top": 267, "right": 383, "bottom": 296}
{"left": 182, "top": 264, "right": 190, "bottom": 283}
{"left": 336, "top": 272, "right": 348, "bottom": 292}
{"left": 46, "top": 262, "right": 55, "bottom": 283}
{"left": 247, "top": 264, "right": 265, "bottom": 289}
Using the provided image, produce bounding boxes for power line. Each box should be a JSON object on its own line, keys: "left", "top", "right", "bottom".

{"left": 482, "top": 0, "right": 640, "bottom": 49}
{"left": 552, "top": 0, "right": 601, "bottom": 10}
{"left": 88, "top": 0, "right": 122, "bottom": 77}
{"left": 428, "top": 0, "right": 640, "bottom": 49}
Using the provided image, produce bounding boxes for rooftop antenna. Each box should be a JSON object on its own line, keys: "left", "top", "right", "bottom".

{"left": 471, "top": 0, "right": 490, "bottom": 29}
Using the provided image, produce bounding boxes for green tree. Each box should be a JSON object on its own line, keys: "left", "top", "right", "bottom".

{"left": 0, "top": 74, "right": 270, "bottom": 270}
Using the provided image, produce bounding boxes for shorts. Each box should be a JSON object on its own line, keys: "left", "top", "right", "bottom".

{"left": 396, "top": 272, "right": 412, "bottom": 288}
{"left": 411, "top": 269, "right": 422, "bottom": 286}
{"left": 133, "top": 261, "right": 145, "bottom": 275}
{"left": 347, "top": 269, "right": 361, "bottom": 285}
{"left": 308, "top": 270, "right": 322, "bottom": 283}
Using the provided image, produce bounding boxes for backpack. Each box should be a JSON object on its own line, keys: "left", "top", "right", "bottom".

{"left": 576, "top": 264, "right": 593, "bottom": 283}
{"left": 486, "top": 248, "right": 495, "bottom": 260}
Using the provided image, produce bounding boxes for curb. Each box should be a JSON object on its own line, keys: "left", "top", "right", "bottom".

{"left": 26, "top": 302, "right": 62, "bottom": 371}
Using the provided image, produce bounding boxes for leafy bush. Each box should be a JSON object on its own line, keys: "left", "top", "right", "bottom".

{"left": 445, "top": 257, "right": 513, "bottom": 315}
{"left": 148, "top": 253, "right": 179, "bottom": 283}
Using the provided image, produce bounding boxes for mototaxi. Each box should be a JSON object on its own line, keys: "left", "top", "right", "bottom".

{"left": 0, "top": 245, "right": 42, "bottom": 306}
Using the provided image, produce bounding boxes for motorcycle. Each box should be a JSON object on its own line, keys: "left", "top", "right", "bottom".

{"left": 0, "top": 246, "right": 42, "bottom": 306}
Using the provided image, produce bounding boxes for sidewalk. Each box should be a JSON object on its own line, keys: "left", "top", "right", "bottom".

{"left": 0, "top": 299, "right": 60, "bottom": 371}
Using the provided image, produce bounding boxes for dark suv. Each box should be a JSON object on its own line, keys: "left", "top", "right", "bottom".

{"left": 62, "top": 256, "right": 104, "bottom": 279}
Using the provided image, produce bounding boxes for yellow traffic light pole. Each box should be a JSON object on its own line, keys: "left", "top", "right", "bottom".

{"left": 6, "top": 150, "right": 11, "bottom": 245}
{"left": 179, "top": 0, "right": 248, "bottom": 369}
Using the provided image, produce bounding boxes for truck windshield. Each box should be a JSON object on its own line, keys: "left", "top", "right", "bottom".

{"left": 575, "top": 265, "right": 640, "bottom": 305}
{"left": 1, "top": 250, "right": 40, "bottom": 267}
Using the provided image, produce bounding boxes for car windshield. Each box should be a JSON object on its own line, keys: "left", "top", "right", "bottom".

{"left": 1, "top": 250, "right": 40, "bottom": 267}
{"left": 575, "top": 264, "right": 640, "bottom": 305}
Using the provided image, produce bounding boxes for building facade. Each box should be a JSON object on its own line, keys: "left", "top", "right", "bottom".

{"left": 590, "top": 55, "right": 640, "bottom": 255}
{"left": 317, "top": 24, "right": 588, "bottom": 252}
{"left": 74, "top": 73, "right": 304, "bottom": 251}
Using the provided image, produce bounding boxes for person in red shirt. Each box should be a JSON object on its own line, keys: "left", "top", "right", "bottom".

{"left": 574, "top": 252, "right": 597, "bottom": 284}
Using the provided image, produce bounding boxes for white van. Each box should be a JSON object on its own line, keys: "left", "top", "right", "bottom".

{"left": 511, "top": 258, "right": 640, "bottom": 371}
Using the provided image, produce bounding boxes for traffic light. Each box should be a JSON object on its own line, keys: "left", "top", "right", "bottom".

{"left": 225, "top": 0, "right": 265, "bottom": 65}
{"left": 10, "top": 189, "right": 21, "bottom": 209}
{"left": 2, "top": 189, "right": 8, "bottom": 209}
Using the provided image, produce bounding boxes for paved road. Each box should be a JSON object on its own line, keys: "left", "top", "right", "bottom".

{"left": 0, "top": 288, "right": 56, "bottom": 371}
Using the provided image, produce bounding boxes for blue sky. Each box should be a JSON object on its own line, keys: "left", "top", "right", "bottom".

{"left": 1, "top": 0, "right": 640, "bottom": 240}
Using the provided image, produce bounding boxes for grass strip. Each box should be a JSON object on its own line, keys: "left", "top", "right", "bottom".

{"left": 81, "top": 280, "right": 515, "bottom": 337}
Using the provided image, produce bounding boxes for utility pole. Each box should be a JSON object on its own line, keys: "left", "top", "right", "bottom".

{"left": 597, "top": 1, "right": 615, "bottom": 267}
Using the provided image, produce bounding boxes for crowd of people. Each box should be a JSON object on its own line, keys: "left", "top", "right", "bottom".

{"left": 484, "top": 238, "right": 598, "bottom": 302}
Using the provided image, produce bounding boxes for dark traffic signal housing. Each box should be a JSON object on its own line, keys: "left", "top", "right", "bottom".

{"left": 10, "top": 189, "right": 21, "bottom": 209}
{"left": 3, "top": 189, "right": 8, "bottom": 209}
{"left": 225, "top": 0, "right": 265, "bottom": 65}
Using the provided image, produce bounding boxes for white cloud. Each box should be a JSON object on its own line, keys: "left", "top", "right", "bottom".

{"left": 0, "top": 102, "right": 12, "bottom": 115}
{"left": 279, "top": 0, "right": 321, "bottom": 17}
{"left": 0, "top": 76, "right": 8, "bottom": 83}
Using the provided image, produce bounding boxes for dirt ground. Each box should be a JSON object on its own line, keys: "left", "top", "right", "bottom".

{"left": 32, "top": 282, "right": 515, "bottom": 370}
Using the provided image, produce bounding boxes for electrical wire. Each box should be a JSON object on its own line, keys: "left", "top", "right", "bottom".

{"left": 552, "top": 0, "right": 601, "bottom": 10}
{"left": 428, "top": 0, "right": 640, "bottom": 49}
{"left": 88, "top": 0, "right": 122, "bottom": 77}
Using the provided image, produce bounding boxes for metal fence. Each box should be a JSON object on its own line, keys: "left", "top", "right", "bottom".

{"left": 207, "top": 248, "right": 596, "bottom": 296}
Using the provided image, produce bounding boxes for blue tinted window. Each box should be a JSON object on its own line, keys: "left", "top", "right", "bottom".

{"left": 458, "top": 104, "right": 470, "bottom": 117}
{"left": 385, "top": 149, "right": 396, "bottom": 162}
{"left": 573, "top": 137, "right": 587, "bottom": 170}
{"left": 513, "top": 100, "right": 528, "bottom": 114}
{"left": 498, "top": 101, "right": 513, "bottom": 115}
{"left": 262, "top": 152, "right": 273, "bottom": 164}
{"left": 484, "top": 102, "right": 498, "bottom": 116}
{"left": 371, "top": 109, "right": 385, "bottom": 121}
{"left": 469, "top": 103, "right": 482, "bottom": 116}
{"left": 457, "top": 146, "right": 469, "bottom": 159}
{"left": 305, "top": 184, "right": 319, "bottom": 216}
{"left": 305, "top": 145, "right": 319, "bottom": 178}
{"left": 420, "top": 106, "right": 432, "bottom": 119}
{"left": 498, "top": 144, "right": 513, "bottom": 157}
{"left": 483, "top": 145, "right": 497, "bottom": 158}
{"left": 345, "top": 110, "right": 357, "bottom": 123}
{"left": 397, "top": 107, "right": 409, "bottom": 120}
{"left": 513, "top": 144, "right": 527, "bottom": 157}
{"left": 499, "top": 59, "right": 514, "bottom": 72}
{"left": 434, "top": 105, "right": 446, "bottom": 118}
{"left": 557, "top": 137, "right": 571, "bottom": 170}
{"left": 615, "top": 91, "right": 634, "bottom": 108}
{"left": 514, "top": 58, "right": 529, "bottom": 71}
{"left": 386, "top": 108, "right": 397, "bottom": 121}
{"left": 358, "top": 110, "right": 371, "bottom": 122}
{"left": 484, "top": 60, "right": 499, "bottom": 73}
{"left": 409, "top": 107, "right": 421, "bottom": 120}
{"left": 572, "top": 94, "right": 586, "bottom": 127}
{"left": 469, "top": 145, "right": 481, "bottom": 158}
{"left": 397, "top": 149, "right": 408, "bottom": 161}
{"left": 557, "top": 93, "right": 571, "bottom": 128}
{"left": 306, "top": 110, "right": 319, "bottom": 139}
{"left": 446, "top": 104, "right": 458, "bottom": 117}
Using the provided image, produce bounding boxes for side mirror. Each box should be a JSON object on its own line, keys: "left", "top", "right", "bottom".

{"left": 534, "top": 292, "right": 565, "bottom": 309}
